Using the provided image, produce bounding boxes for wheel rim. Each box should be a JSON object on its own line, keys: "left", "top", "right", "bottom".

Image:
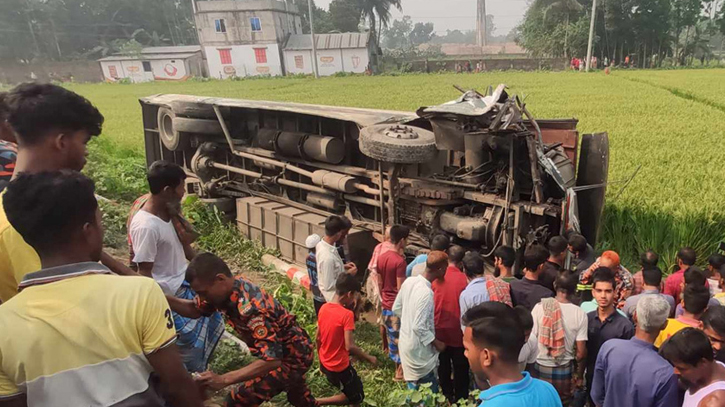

{"left": 160, "top": 112, "right": 174, "bottom": 144}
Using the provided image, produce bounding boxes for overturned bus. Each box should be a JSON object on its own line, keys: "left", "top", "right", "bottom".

{"left": 140, "top": 85, "right": 609, "bottom": 272}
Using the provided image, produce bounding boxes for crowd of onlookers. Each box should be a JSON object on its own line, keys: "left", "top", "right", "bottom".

{"left": 308, "top": 219, "right": 725, "bottom": 407}
{"left": 2, "top": 82, "right": 725, "bottom": 407}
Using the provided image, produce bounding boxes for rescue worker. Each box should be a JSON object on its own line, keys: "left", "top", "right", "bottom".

{"left": 166, "top": 252, "right": 317, "bottom": 407}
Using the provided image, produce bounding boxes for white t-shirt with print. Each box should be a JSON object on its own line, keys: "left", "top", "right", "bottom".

{"left": 531, "top": 302, "right": 588, "bottom": 367}
{"left": 129, "top": 210, "right": 186, "bottom": 295}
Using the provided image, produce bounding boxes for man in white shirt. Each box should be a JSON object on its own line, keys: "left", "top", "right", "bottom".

{"left": 317, "top": 215, "right": 357, "bottom": 303}
{"left": 531, "top": 271, "right": 587, "bottom": 405}
{"left": 393, "top": 251, "right": 448, "bottom": 391}
{"left": 129, "top": 161, "right": 224, "bottom": 373}
{"left": 130, "top": 161, "right": 190, "bottom": 294}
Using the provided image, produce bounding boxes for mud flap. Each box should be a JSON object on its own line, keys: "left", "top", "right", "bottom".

{"left": 563, "top": 189, "right": 581, "bottom": 235}
{"left": 576, "top": 132, "right": 609, "bottom": 247}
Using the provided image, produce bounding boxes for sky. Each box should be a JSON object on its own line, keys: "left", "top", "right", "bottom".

{"left": 314, "top": 0, "right": 531, "bottom": 36}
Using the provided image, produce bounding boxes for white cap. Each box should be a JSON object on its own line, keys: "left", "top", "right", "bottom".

{"left": 305, "top": 234, "right": 321, "bottom": 249}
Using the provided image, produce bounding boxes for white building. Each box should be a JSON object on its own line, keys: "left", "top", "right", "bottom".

{"left": 194, "top": 0, "right": 302, "bottom": 78}
{"left": 283, "top": 33, "right": 373, "bottom": 76}
{"left": 98, "top": 46, "right": 204, "bottom": 83}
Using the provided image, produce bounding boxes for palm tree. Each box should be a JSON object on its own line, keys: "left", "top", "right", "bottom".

{"left": 358, "top": 0, "right": 402, "bottom": 49}
{"left": 543, "top": 0, "right": 584, "bottom": 58}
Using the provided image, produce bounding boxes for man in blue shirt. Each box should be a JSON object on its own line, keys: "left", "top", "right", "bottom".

{"left": 591, "top": 295, "right": 678, "bottom": 407}
{"left": 406, "top": 234, "right": 449, "bottom": 277}
{"left": 459, "top": 251, "right": 490, "bottom": 329}
{"left": 622, "top": 267, "right": 676, "bottom": 320}
{"left": 462, "top": 301, "right": 562, "bottom": 407}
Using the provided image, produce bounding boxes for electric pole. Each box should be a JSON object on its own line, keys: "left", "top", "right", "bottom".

{"left": 308, "top": 0, "right": 320, "bottom": 78}
{"left": 24, "top": 0, "right": 41, "bottom": 57}
{"left": 585, "top": 0, "right": 597, "bottom": 71}
{"left": 476, "top": 0, "right": 487, "bottom": 47}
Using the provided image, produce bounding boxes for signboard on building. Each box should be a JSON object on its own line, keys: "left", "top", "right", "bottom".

{"left": 164, "top": 64, "right": 178, "bottom": 76}
{"left": 223, "top": 66, "right": 237, "bottom": 75}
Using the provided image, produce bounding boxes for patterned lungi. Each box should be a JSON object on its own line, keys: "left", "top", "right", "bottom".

{"left": 173, "top": 282, "right": 225, "bottom": 372}
{"left": 382, "top": 309, "right": 401, "bottom": 364}
{"left": 534, "top": 361, "right": 574, "bottom": 405}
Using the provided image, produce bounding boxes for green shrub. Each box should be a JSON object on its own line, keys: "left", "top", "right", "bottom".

{"left": 98, "top": 199, "right": 131, "bottom": 249}
{"left": 209, "top": 339, "right": 254, "bottom": 374}
{"left": 85, "top": 138, "right": 146, "bottom": 202}
{"left": 388, "top": 385, "right": 481, "bottom": 407}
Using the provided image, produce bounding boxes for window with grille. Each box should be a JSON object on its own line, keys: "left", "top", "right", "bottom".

{"left": 142, "top": 61, "right": 152, "bottom": 72}
{"left": 254, "top": 48, "right": 267, "bottom": 64}
{"left": 218, "top": 49, "right": 232, "bottom": 65}
{"left": 215, "top": 19, "right": 227, "bottom": 33}
{"left": 250, "top": 17, "right": 262, "bottom": 32}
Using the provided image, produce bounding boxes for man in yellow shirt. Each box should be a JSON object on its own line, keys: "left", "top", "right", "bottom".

{"left": 0, "top": 171, "right": 203, "bottom": 407}
{"left": 0, "top": 83, "right": 134, "bottom": 303}
{"left": 655, "top": 284, "right": 711, "bottom": 347}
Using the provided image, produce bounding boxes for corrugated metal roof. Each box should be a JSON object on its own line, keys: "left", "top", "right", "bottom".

{"left": 285, "top": 32, "right": 370, "bottom": 51}
{"left": 98, "top": 46, "right": 201, "bottom": 62}
{"left": 98, "top": 53, "right": 198, "bottom": 62}
{"left": 140, "top": 45, "right": 202, "bottom": 54}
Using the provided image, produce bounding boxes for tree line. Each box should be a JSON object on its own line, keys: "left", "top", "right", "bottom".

{"left": 0, "top": 0, "right": 198, "bottom": 62}
{"left": 516, "top": 0, "right": 725, "bottom": 66}
{"left": 0, "top": 0, "right": 404, "bottom": 62}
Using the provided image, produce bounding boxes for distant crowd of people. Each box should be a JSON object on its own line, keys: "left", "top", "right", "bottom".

{"left": 570, "top": 55, "right": 643, "bottom": 71}
{"left": 570, "top": 57, "right": 603, "bottom": 71}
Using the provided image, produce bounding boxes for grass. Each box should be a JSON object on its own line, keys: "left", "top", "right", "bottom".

{"left": 68, "top": 69, "right": 725, "bottom": 270}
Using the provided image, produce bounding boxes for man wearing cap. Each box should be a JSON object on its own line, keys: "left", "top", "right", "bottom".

{"left": 305, "top": 234, "right": 325, "bottom": 316}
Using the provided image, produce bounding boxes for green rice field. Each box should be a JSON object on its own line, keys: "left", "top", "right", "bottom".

{"left": 61, "top": 68, "right": 725, "bottom": 270}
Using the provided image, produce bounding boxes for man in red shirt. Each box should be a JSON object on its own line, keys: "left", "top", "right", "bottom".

{"left": 631, "top": 249, "right": 660, "bottom": 295}
{"left": 377, "top": 224, "right": 409, "bottom": 380}
{"left": 317, "top": 273, "right": 377, "bottom": 406}
{"left": 664, "top": 247, "right": 697, "bottom": 302}
{"left": 432, "top": 245, "right": 470, "bottom": 403}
